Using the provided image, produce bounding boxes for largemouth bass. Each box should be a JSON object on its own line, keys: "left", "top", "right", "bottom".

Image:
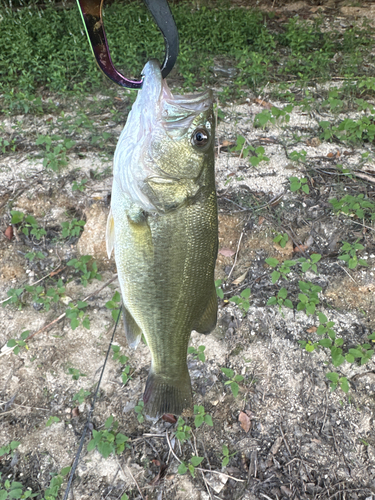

{"left": 106, "top": 60, "right": 218, "bottom": 417}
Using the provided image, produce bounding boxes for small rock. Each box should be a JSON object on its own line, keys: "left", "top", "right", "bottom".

{"left": 77, "top": 203, "right": 109, "bottom": 262}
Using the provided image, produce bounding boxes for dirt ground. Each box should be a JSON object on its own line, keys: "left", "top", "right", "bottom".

{"left": 1, "top": 2, "right": 375, "bottom": 500}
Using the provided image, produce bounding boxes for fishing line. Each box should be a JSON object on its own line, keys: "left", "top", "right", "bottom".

{"left": 62, "top": 305, "right": 122, "bottom": 500}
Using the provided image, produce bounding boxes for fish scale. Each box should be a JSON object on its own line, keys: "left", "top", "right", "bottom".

{"left": 107, "top": 60, "right": 218, "bottom": 417}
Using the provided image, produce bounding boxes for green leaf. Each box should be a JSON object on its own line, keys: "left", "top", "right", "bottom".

{"left": 61, "top": 466, "right": 71, "bottom": 476}
{"left": 190, "top": 456, "right": 204, "bottom": 467}
{"left": 222, "top": 456, "right": 229, "bottom": 467}
{"left": 10, "top": 211, "right": 24, "bottom": 224}
{"left": 121, "top": 494, "right": 129, "bottom": 500}
{"left": 318, "top": 339, "right": 332, "bottom": 348}
{"left": 265, "top": 257, "right": 279, "bottom": 267}
{"left": 271, "top": 270, "right": 280, "bottom": 284}
{"left": 267, "top": 297, "right": 277, "bottom": 306}
{"left": 231, "top": 382, "right": 239, "bottom": 397}
{"left": 222, "top": 445, "right": 229, "bottom": 456}
{"left": 7, "top": 339, "right": 17, "bottom": 347}
{"left": 318, "top": 312, "right": 328, "bottom": 324}
{"left": 340, "top": 377, "right": 349, "bottom": 393}
{"left": 221, "top": 367, "right": 234, "bottom": 378}
{"left": 105, "top": 416, "right": 114, "bottom": 429}
{"left": 241, "top": 288, "right": 251, "bottom": 299}
{"left": 194, "top": 415, "right": 204, "bottom": 428}
{"left": 204, "top": 415, "right": 213, "bottom": 426}
{"left": 326, "top": 372, "right": 339, "bottom": 383}
{"left": 278, "top": 287, "right": 287, "bottom": 299}
{"left": 178, "top": 462, "right": 188, "bottom": 475}
{"left": 284, "top": 299, "right": 293, "bottom": 309}
{"left": 349, "top": 348, "right": 363, "bottom": 358}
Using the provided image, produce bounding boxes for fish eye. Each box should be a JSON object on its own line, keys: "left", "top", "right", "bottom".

{"left": 191, "top": 128, "right": 209, "bottom": 148}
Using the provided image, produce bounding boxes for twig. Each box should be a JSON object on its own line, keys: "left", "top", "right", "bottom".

{"left": 227, "top": 231, "right": 244, "bottom": 280}
{"left": 259, "top": 493, "right": 274, "bottom": 500}
{"left": 278, "top": 425, "right": 292, "bottom": 456}
{"left": 195, "top": 468, "right": 245, "bottom": 483}
{"left": 336, "top": 263, "right": 357, "bottom": 284}
{"left": 165, "top": 431, "right": 181, "bottom": 463}
{"left": 0, "top": 275, "right": 118, "bottom": 357}
{"left": 117, "top": 458, "right": 145, "bottom": 500}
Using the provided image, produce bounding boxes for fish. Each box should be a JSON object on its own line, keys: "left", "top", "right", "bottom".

{"left": 106, "top": 59, "right": 218, "bottom": 417}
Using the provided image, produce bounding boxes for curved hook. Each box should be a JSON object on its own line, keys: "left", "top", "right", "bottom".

{"left": 76, "top": 0, "right": 179, "bottom": 89}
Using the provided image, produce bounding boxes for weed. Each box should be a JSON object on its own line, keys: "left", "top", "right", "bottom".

{"left": 265, "top": 257, "right": 296, "bottom": 283}
{"left": 338, "top": 240, "right": 368, "bottom": 269}
{"left": 67, "top": 255, "right": 101, "bottom": 286}
{"left": 231, "top": 135, "right": 269, "bottom": 166}
{"left": 111, "top": 345, "right": 129, "bottom": 365}
{"left": 66, "top": 302, "right": 90, "bottom": 329}
{"left": 174, "top": 417, "right": 192, "bottom": 443}
{"left": 7, "top": 331, "right": 30, "bottom": 355}
{"left": 87, "top": 416, "right": 130, "bottom": 458}
{"left": 0, "top": 138, "right": 16, "bottom": 154}
{"left": 215, "top": 279, "right": 224, "bottom": 299}
{"left": 221, "top": 444, "right": 236, "bottom": 468}
{"left": 11, "top": 211, "right": 46, "bottom": 240}
{"left": 72, "top": 179, "right": 88, "bottom": 192}
{"left": 325, "top": 372, "right": 349, "bottom": 393}
{"left": 221, "top": 367, "right": 244, "bottom": 397}
{"left": 298, "top": 254, "right": 321, "bottom": 274}
{"left": 267, "top": 287, "right": 293, "bottom": 312}
{"left": 36, "top": 135, "right": 75, "bottom": 171}
{"left": 72, "top": 389, "right": 91, "bottom": 405}
{"left": 68, "top": 368, "right": 86, "bottom": 380}
{"left": 297, "top": 281, "right": 322, "bottom": 315}
{"left": 134, "top": 401, "right": 144, "bottom": 423}
{"left": 46, "top": 416, "right": 60, "bottom": 427}
{"left": 105, "top": 291, "right": 122, "bottom": 321}
{"left": 193, "top": 405, "right": 213, "bottom": 428}
{"left": 0, "top": 479, "right": 37, "bottom": 499}
{"left": 178, "top": 456, "right": 204, "bottom": 478}
{"left": 0, "top": 441, "right": 20, "bottom": 458}
{"left": 2, "top": 288, "right": 24, "bottom": 309}
{"left": 43, "top": 467, "right": 71, "bottom": 500}
{"left": 187, "top": 345, "right": 206, "bottom": 363}
{"left": 330, "top": 194, "right": 375, "bottom": 220}
{"left": 229, "top": 288, "right": 251, "bottom": 315}
{"left": 289, "top": 150, "right": 307, "bottom": 163}
{"left": 273, "top": 232, "right": 289, "bottom": 248}
{"left": 289, "top": 177, "right": 309, "bottom": 194}
{"left": 25, "top": 280, "right": 65, "bottom": 312}
{"left": 61, "top": 219, "right": 85, "bottom": 239}
{"left": 25, "top": 251, "right": 45, "bottom": 262}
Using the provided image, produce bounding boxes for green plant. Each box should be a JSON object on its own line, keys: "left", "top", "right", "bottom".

{"left": 6, "top": 331, "right": 30, "bottom": 355}
{"left": 187, "top": 345, "right": 206, "bottom": 362}
{"left": 45, "top": 416, "right": 60, "bottom": 427}
{"left": 338, "top": 240, "right": 368, "bottom": 269}
{"left": 67, "top": 255, "right": 101, "bottom": 286}
{"left": 174, "top": 417, "right": 192, "bottom": 443}
{"left": 105, "top": 291, "right": 122, "bottom": 321}
{"left": 220, "top": 367, "right": 244, "bottom": 397}
{"left": 43, "top": 467, "right": 71, "bottom": 500}
{"left": 298, "top": 254, "right": 321, "bottom": 274}
{"left": 111, "top": 345, "right": 132, "bottom": 384}
{"left": 221, "top": 444, "right": 236, "bottom": 467}
{"left": 2, "top": 288, "right": 24, "bottom": 309}
{"left": 87, "top": 416, "right": 130, "bottom": 458}
{"left": 25, "top": 251, "right": 45, "bottom": 261}
{"left": 267, "top": 287, "right": 293, "bottom": 312}
{"left": 273, "top": 232, "right": 289, "bottom": 248}
{"left": 0, "top": 441, "right": 20, "bottom": 458}
{"left": 178, "top": 456, "right": 204, "bottom": 478}
{"left": 231, "top": 135, "right": 269, "bottom": 166}
{"left": 289, "top": 176, "right": 309, "bottom": 194}
{"left": 67, "top": 368, "right": 86, "bottom": 381}
{"left": 0, "top": 479, "right": 37, "bottom": 499}
{"left": 72, "top": 389, "right": 91, "bottom": 405}
{"left": 10, "top": 211, "right": 46, "bottom": 240}
{"left": 289, "top": 150, "right": 307, "bottom": 163}
{"left": 0, "top": 137, "right": 16, "bottom": 154}
{"left": 215, "top": 279, "right": 224, "bottom": 299}
{"left": 325, "top": 372, "right": 349, "bottom": 393}
{"left": 193, "top": 405, "right": 213, "bottom": 428}
{"left": 24, "top": 280, "right": 65, "bottom": 312}
{"left": 61, "top": 219, "right": 85, "bottom": 239}
{"left": 36, "top": 135, "right": 75, "bottom": 171}
{"left": 72, "top": 179, "right": 88, "bottom": 192}
{"left": 229, "top": 288, "right": 251, "bottom": 315}
{"left": 297, "top": 281, "right": 322, "bottom": 315}
{"left": 134, "top": 401, "right": 144, "bottom": 423}
{"left": 265, "top": 257, "right": 296, "bottom": 283}
{"left": 329, "top": 194, "right": 375, "bottom": 220}
{"left": 66, "top": 301, "right": 90, "bottom": 330}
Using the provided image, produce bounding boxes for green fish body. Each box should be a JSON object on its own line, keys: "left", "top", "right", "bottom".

{"left": 106, "top": 60, "right": 218, "bottom": 417}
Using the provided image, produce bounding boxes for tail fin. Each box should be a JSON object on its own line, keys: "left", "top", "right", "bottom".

{"left": 143, "top": 369, "right": 192, "bottom": 418}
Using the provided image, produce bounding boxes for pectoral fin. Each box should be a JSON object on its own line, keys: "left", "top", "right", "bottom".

{"left": 106, "top": 209, "right": 115, "bottom": 258}
{"left": 123, "top": 306, "right": 142, "bottom": 348}
{"left": 194, "top": 286, "right": 218, "bottom": 334}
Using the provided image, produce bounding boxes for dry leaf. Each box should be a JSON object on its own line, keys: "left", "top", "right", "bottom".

{"left": 254, "top": 98, "right": 272, "bottom": 109}
{"left": 258, "top": 216, "right": 265, "bottom": 225}
{"left": 221, "top": 140, "right": 235, "bottom": 147}
{"left": 162, "top": 413, "right": 177, "bottom": 424}
{"left": 50, "top": 266, "right": 66, "bottom": 277}
{"left": 232, "top": 270, "right": 248, "bottom": 285}
{"left": 270, "top": 436, "right": 283, "bottom": 455}
{"left": 306, "top": 326, "right": 317, "bottom": 333}
{"left": 294, "top": 244, "right": 308, "bottom": 253}
{"left": 219, "top": 248, "right": 236, "bottom": 257}
{"left": 327, "top": 152, "right": 334, "bottom": 158}
{"left": 4, "top": 226, "right": 13, "bottom": 240}
{"left": 238, "top": 411, "right": 251, "bottom": 433}
{"left": 72, "top": 407, "right": 79, "bottom": 417}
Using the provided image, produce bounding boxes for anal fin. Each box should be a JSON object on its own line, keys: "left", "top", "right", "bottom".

{"left": 193, "top": 285, "right": 218, "bottom": 334}
{"left": 123, "top": 306, "right": 142, "bottom": 348}
{"left": 106, "top": 209, "right": 115, "bottom": 259}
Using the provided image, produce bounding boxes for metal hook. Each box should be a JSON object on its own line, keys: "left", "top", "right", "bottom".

{"left": 76, "top": 0, "right": 179, "bottom": 89}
